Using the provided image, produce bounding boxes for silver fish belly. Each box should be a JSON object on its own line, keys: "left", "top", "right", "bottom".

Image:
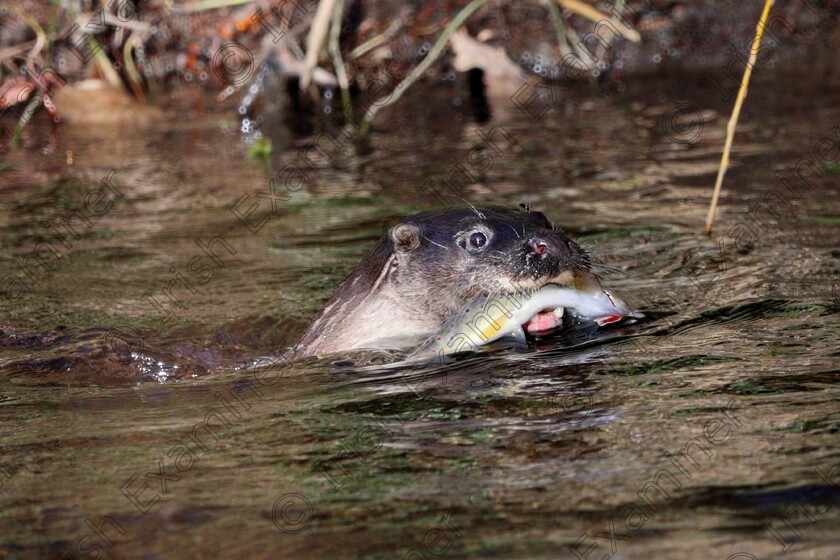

{"left": 409, "top": 282, "right": 639, "bottom": 360}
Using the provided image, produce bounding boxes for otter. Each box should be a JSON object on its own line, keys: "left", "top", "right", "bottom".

{"left": 290, "top": 205, "right": 591, "bottom": 359}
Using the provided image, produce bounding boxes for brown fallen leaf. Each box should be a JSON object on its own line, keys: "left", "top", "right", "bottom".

{"left": 0, "top": 76, "right": 37, "bottom": 109}
{"left": 450, "top": 29, "right": 529, "bottom": 99}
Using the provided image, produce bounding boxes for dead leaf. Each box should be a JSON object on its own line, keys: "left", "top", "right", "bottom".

{"left": 450, "top": 30, "right": 529, "bottom": 98}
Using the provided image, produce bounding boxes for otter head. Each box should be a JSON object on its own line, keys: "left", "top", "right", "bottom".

{"left": 291, "top": 205, "right": 595, "bottom": 358}
{"left": 385, "top": 205, "right": 590, "bottom": 319}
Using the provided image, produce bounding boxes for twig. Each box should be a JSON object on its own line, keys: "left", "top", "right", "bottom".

{"left": 301, "top": 0, "right": 336, "bottom": 88}
{"left": 609, "top": 0, "right": 640, "bottom": 43}
{"left": 357, "top": 0, "right": 494, "bottom": 134}
{"left": 554, "top": 0, "right": 640, "bottom": 43}
{"left": 90, "top": 38, "right": 127, "bottom": 92}
{"left": 272, "top": 40, "right": 337, "bottom": 87}
{"left": 72, "top": 12, "right": 151, "bottom": 34}
{"left": 10, "top": 8, "right": 46, "bottom": 67}
{"left": 123, "top": 33, "right": 147, "bottom": 101}
{"left": 101, "top": 12, "right": 152, "bottom": 33}
{"left": 544, "top": 0, "right": 573, "bottom": 60}
{"left": 560, "top": 14, "right": 590, "bottom": 68}
{"left": 0, "top": 41, "right": 36, "bottom": 62}
{"left": 704, "top": 0, "right": 775, "bottom": 236}
{"left": 12, "top": 95, "right": 42, "bottom": 148}
{"left": 348, "top": 16, "right": 405, "bottom": 60}
{"left": 328, "top": 0, "right": 352, "bottom": 115}
{"left": 136, "top": 42, "right": 157, "bottom": 95}
{"left": 174, "top": 0, "right": 257, "bottom": 13}
{"left": 556, "top": 0, "right": 608, "bottom": 21}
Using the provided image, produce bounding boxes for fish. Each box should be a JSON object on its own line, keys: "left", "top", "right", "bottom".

{"left": 409, "top": 272, "right": 640, "bottom": 360}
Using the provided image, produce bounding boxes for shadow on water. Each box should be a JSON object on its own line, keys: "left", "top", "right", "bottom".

{"left": 0, "top": 63, "right": 838, "bottom": 559}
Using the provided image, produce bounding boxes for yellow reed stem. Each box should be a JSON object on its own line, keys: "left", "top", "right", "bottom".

{"left": 704, "top": 0, "right": 775, "bottom": 235}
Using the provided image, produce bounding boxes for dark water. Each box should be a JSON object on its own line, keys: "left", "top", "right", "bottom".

{"left": 0, "top": 62, "right": 838, "bottom": 560}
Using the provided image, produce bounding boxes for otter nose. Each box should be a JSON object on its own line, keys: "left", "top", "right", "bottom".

{"left": 530, "top": 238, "right": 548, "bottom": 254}
{"left": 529, "top": 237, "right": 570, "bottom": 256}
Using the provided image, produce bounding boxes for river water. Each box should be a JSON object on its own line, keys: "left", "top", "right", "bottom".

{"left": 0, "top": 61, "right": 838, "bottom": 559}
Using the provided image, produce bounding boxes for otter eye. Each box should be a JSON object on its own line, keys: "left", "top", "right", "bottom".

{"left": 468, "top": 231, "right": 487, "bottom": 249}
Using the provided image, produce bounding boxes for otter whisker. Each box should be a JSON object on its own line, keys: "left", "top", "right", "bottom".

{"left": 459, "top": 198, "right": 486, "bottom": 220}
{"left": 423, "top": 236, "right": 448, "bottom": 250}
{"left": 484, "top": 253, "right": 512, "bottom": 267}
{"left": 589, "top": 262, "right": 630, "bottom": 276}
{"left": 506, "top": 224, "right": 521, "bottom": 238}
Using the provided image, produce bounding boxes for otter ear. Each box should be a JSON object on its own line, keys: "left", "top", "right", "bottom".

{"left": 531, "top": 210, "right": 552, "bottom": 228}
{"left": 390, "top": 222, "right": 421, "bottom": 253}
